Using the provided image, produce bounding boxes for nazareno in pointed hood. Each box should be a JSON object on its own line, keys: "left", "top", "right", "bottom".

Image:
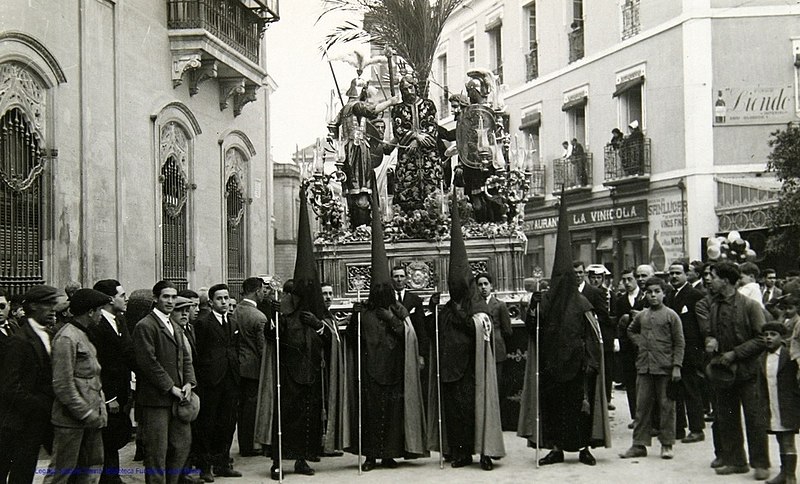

{"left": 290, "top": 183, "right": 327, "bottom": 319}
{"left": 544, "top": 186, "right": 579, "bottom": 324}
{"left": 447, "top": 191, "right": 488, "bottom": 313}
{"left": 367, "top": 171, "right": 394, "bottom": 308}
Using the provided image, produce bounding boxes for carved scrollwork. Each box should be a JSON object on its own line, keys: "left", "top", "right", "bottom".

{"left": 0, "top": 63, "right": 46, "bottom": 139}
{"left": 219, "top": 78, "right": 245, "bottom": 112}
{"left": 171, "top": 53, "right": 202, "bottom": 88}
{"left": 403, "top": 260, "right": 435, "bottom": 290}
{"left": 233, "top": 84, "right": 259, "bottom": 117}
{"left": 188, "top": 59, "right": 218, "bottom": 96}
{"left": 347, "top": 265, "right": 371, "bottom": 293}
{"left": 159, "top": 122, "right": 190, "bottom": 218}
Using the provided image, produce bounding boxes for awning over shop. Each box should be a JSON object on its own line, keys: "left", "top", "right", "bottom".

{"left": 519, "top": 111, "right": 541, "bottom": 130}
{"left": 561, "top": 95, "right": 587, "bottom": 111}
{"left": 715, "top": 175, "right": 781, "bottom": 231}
{"left": 613, "top": 75, "right": 644, "bottom": 97}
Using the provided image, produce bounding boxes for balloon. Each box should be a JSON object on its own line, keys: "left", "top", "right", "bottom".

{"left": 717, "top": 236, "right": 727, "bottom": 245}
{"left": 707, "top": 237, "right": 720, "bottom": 247}
{"left": 746, "top": 249, "right": 756, "bottom": 260}
{"left": 707, "top": 245, "right": 721, "bottom": 259}
{"left": 727, "top": 231, "right": 741, "bottom": 243}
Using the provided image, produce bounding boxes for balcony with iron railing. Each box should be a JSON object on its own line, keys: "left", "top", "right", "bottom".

{"left": 525, "top": 43, "right": 539, "bottom": 82}
{"left": 528, "top": 165, "right": 546, "bottom": 200}
{"left": 568, "top": 28, "right": 584, "bottom": 63}
{"left": 552, "top": 153, "right": 592, "bottom": 194}
{"left": 167, "top": 0, "right": 279, "bottom": 114}
{"left": 603, "top": 137, "right": 651, "bottom": 187}
{"left": 622, "top": 0, "right": 641, "bottom": 40}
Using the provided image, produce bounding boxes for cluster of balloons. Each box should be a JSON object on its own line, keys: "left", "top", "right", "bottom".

{"left": 706, "top": 230, "right": 757, "bottom": 262}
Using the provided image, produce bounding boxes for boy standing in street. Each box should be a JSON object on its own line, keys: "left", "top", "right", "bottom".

{"left": 621, "top": 277, "right": 685, "bottom": 460}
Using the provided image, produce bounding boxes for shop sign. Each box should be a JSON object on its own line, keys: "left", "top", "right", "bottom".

{"left": 525, "top": 200, "right": 647, "bottom": 233}
{"left": 647, "top": 194, "right": 687, "bottom": 272}
{"left": 712, "top": 86, "right": 797, "bottom": 126}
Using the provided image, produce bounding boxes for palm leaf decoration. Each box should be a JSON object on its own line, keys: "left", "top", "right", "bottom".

{"left": 319, "top": 0, "right": 464, "bottom": 97}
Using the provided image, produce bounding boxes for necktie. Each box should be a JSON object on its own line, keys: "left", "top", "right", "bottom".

{"left": 762, "top": 290, "right": 770, "bottom": 305}
{"left": 397, "top": 291, "right": 402, "bottom": 302}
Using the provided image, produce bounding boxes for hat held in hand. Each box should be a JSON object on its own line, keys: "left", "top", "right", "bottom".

{"left": 173, "top": 392, "right": 200, "bottom": 423}
{"left": 705, "top": 356, "right": 737, "bottom": 389}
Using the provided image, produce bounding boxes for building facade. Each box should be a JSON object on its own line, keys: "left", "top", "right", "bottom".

{"left": 432, "top": 0, "right": 799, "bottom": 276}
{"left": 1, "top": 0, "right": 279, "bottom": 295}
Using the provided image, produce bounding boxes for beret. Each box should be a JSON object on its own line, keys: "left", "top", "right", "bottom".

{"left": 70, "top": 288, "right": 112, "bottom": 316}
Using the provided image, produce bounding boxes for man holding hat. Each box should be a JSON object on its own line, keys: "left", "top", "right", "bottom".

{"left": 703, "top": 261, "right": 769, "bottom": 479}
{"left": 133, "top": 281, "right": 196, "bottom": 484}
{"left": 0, "top": 285, "right": 59, "bottom": 484}
{"left": 44, "top": 288, "right": 112, "bottom": 484}
{"left": 582, "top": 263, "right": 616, "bottom": 406}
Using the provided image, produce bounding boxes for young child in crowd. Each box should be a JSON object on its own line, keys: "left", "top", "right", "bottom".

{"left": 760, "top": 322, "right": 800, "bottom": 484}
{"left": 620, "top": 277, "right": 685, "bottom": 460}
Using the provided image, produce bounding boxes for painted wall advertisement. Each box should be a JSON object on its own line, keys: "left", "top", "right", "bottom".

{"left": 647, "top": 194, "right": 687, "bottom": 273}
{"left": 713, "top": 86, "right": 797, "bottom": 126}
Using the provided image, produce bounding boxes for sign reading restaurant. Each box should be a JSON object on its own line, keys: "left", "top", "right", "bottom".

{"left": 524, "top": 200, "right": 648, "bottom": 233}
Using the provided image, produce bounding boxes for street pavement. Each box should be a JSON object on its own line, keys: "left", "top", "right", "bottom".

{"left": 33, "top": 389, "right": 783, "bottom": 483}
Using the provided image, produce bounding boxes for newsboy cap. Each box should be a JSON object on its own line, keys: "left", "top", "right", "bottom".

{"left": 69, "top": 288, "right": 112, "bottom": 316}
{"left": 761, "top": 322, "right": 788, "bottom": 336}
{"left": 174, "top": 296, "right": 196, "bottom": 310}
{"left": 23, "top": 285, "right": 60, "bottom": 305}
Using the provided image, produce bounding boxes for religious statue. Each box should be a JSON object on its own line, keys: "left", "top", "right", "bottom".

{"left": 454, "top": 69, "right": 509, "bottom": 223}
{"left": 329, "top": 78, "right": 400, "bottom": 229}
{"left": 390, "top": 74, "right": 444, "bottom": 214}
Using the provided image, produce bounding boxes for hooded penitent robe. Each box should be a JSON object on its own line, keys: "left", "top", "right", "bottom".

{"left": 345, "top": 302, "right": 428, "bottom": 458}
{"left": 254, "top": 296, "right": 327, "bottom": 461}
{"left": 516, "top": 292, "right": 611, "bottom": 452}
{"left": 426, "top": 302, "right": 506, "bottom": 459}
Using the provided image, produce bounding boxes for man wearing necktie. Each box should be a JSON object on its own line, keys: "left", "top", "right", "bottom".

{"left": 194, "top": 284, "right": 241, "bottom": 481}
{"left": 762, "top": 269, "right": 782, "bottom": 306}
{"left": 391, "top": 266, "right": 428, "bottom": 397}
{"left": 476, "top": 272, "right": 512, "bottom": 387}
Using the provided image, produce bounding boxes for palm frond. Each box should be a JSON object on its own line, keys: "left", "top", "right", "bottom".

{"left": 320, "top": 0, "right": 464, "bottom": 97}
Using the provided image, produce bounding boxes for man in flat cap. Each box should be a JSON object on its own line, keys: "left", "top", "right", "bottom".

{"left": 88, "top": 280, "right": 136, "bottom": 484}
{"left": 0, "top": 285, "right": 59, "bottom": 484}
{"left": 44, "top": 288, "right": 112, "bottom": 484}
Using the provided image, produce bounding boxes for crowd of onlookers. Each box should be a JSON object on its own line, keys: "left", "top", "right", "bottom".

{"left": 557, "top": 259, "right": 800, "bottom": 482}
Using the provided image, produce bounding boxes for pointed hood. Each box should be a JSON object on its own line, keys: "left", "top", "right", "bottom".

{"left": 368, "top": 172, "right": 394, "bottom": 308}
{"left": 370, "top": 173, "right": 391, "bottom": 287}
{"left": 544, "top": 188, "right": 578, "bottom": 322}
{"left": 447, "top": 192, "right": 488, "bottom": 313}
{"left": 291, "top": 183, "right": 327, "bottom": 319}
{"left": 447, "top": 190, "right": 471, "bottom": 301}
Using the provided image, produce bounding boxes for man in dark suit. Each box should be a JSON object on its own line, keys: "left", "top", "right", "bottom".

{"left": 0, "top": 285, "right": 58, "bottom": 484}
{"left": 89, "top": 279, "right": 137, "bottom": 484}
{"left": 666, "top": 261, "right": 706, "bottom": 444}
{"left": 391, "top": 265, "right": 428, "bottom": 394}
{"left": 615, "top": 267, "right": 649, "bottom": 424}
{"left": 233, "top": 277, "right": 267, "bottom": 458}
{"left": 194, "top": 284, "right": 241, "bottom": 481}
{"left": 476, "top": 272, "right": 512, "bottom": 385}
{"left": 133, "top": 280, "right": 196, "bottom": 484}
{"left": 585, "top": 264, "right": 617, "bottom": 408}
{"left": 761, "top": 268, "right": 782, "bottom": 305}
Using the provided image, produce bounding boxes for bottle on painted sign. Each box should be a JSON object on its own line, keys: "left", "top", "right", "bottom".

{"left": 714, "top": 90, "right": 726, "bottom": 124}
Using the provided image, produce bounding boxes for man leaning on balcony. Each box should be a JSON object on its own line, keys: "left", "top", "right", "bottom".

{"left": 621, "top": 121, "right": 644, "bottom": 176}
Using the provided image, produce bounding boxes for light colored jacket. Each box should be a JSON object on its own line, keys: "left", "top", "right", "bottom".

{"left": 51, "top": 322, "right": 108, "bottom": 428}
